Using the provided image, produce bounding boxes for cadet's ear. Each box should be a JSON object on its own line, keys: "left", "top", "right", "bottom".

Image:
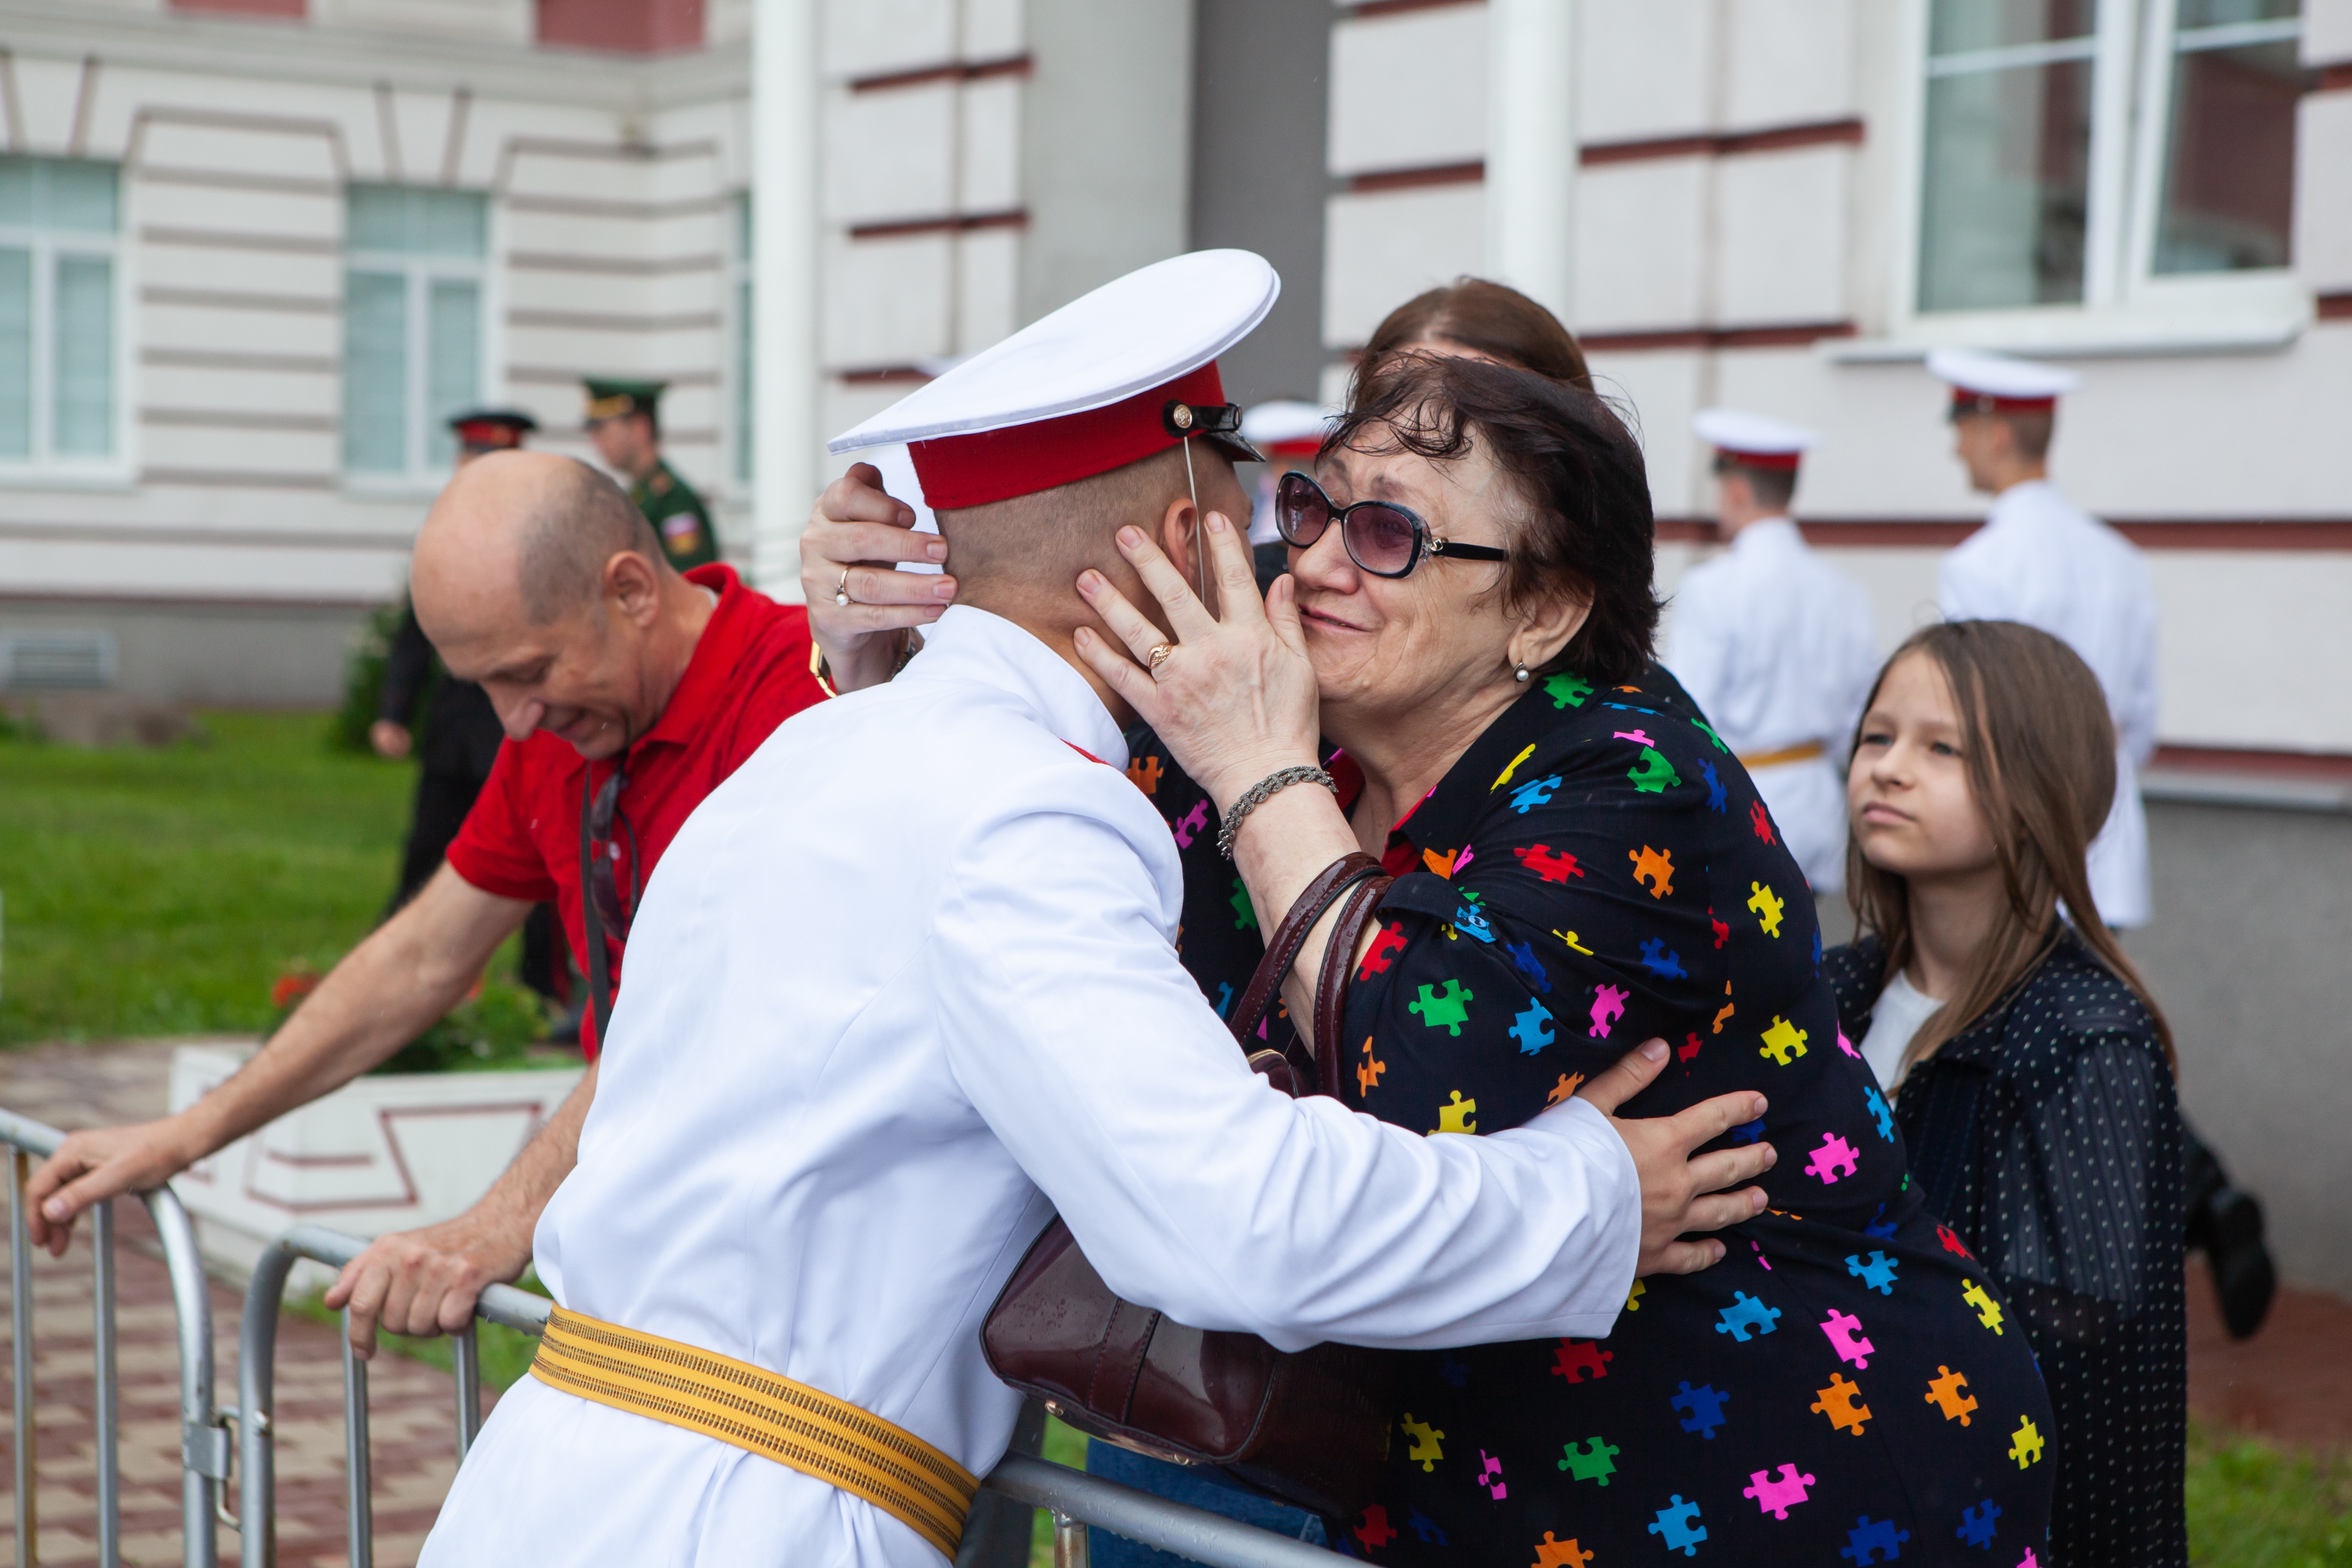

{"left": 1154, "top": 495, "right": 1201, "bottom": 593}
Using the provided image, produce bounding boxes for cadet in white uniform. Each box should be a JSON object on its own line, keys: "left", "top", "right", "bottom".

{"left": 1929, "top": 349, "right": 2159, "bottom": 928}
{"left": 1667, "top": 409, "right": 1878, "bottom": 893}
{"left": 422, "top": 253, "right": 1768, "bottom": 1568}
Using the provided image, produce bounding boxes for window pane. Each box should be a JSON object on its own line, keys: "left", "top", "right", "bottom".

{"left": 41, "top": 161, "right": 118, "bottom": 234}
{"left": 2153, "top": 35, "right": 2306, "bottom": 273}
{"left": 425, "top": 278, "right": 480, "bottom": 470}
{"left": 2177, "top": 0, "right": 2297, "bottom": 25}
{"left": 344, "top": 270, "right": 410, "bottom": 472}
{"left": 347, "top": 185, "right": 410, "bottom": 253}
{"left": 418, "top": 190, "right": 487, "bottom": 258}
{"left": 1930, "top": 0, "right": 2096, "bottom": 55}
{"left": 0, "top": 162, "right": 35, "bottom": 228}
{"left": 0, "top": 247, "right": 29, "bottom": 457}
{"left": 1919, "top": 57, "right": 2094, "bottom": 310}
{"left": 52, "top": 255, "right": 112, "bottom": 456}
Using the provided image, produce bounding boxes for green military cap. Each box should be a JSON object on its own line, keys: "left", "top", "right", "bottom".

{"left": 582, "top": 378, "right": 668, "bottom": 426}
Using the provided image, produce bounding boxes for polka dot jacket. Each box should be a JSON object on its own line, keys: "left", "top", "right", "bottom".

{"left": 1829, "top": 934, "right": 2187, "bottom": 1568}
{"left": 1130, "top": 668, "right": 2054, "bottom": 1566}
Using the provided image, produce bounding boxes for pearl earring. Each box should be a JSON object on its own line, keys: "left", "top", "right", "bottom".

{"left": 1514, "top": 662, "right": 1530, "bottom": 683}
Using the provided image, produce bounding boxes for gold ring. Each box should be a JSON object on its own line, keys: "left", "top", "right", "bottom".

{"left": 834, "top": 568, "right": 852, "bottom": 607}
{"left": 1147, "top": 642, "right": 1177, "bottom": 672}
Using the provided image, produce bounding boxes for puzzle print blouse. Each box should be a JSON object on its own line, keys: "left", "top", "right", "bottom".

{"left": 1829, "top": 936, "right": 2185, "bottom": 1568}
{"left": 1133, "top": 668, "right": 2054, "bottom": 1566}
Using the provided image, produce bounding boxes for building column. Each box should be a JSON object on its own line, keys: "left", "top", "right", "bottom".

{"left": 751, "top": 0, "right": 821, "bottom": 599}
{"left": 1484, "top": 0, "right": 1578, "bottom": 327}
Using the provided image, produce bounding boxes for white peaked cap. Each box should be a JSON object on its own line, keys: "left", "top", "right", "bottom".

{"left": 828, "top": 250, "right": 1279, "bottom": 453}
{"left": 1693, "top": 407, "right": 1820, "bottom": 463}
{"left": 1925, "top": 347, "right": 2080, "bottom": 405}
{"left": 1241, "top": 399, "right": 1334, "bottom": 453}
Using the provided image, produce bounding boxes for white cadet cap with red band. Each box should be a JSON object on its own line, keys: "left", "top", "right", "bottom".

{"left": 1694, "top": 407, "right": 1819, "bottom": 471}
{"left": 828, "top": 249, "right": 1278, "bottom": 508}
{"left": 1926, "top": 347, "right": 2081, "bottom": 417}
{"left": 1241, "top": 399, "right": 1333, "bottom": 459}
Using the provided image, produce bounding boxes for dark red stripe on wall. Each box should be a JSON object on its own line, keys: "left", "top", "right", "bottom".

{"left": 1343, "top": 161, "right": 1485, "bottom": 194}
{"left": 1581, "top": 117, "right": 1865, "bottom": 167}
{"left": 1659, "top": 518, "right": 2352, "bottom": 550}
{"left": 850, "top": 55, "right": 1033, "bottom": 93}
{"left": 847, "top": 209, "right": 1029, "bottom": 241}
{"left": 1582, "top": 321, "right": 1857, "bottom": 352}
{"left": 2151, "top": 746, "right": 2352, "bottom": 785}
{"left": 2317, "top": 293, "right": 2352, "bottom": 320}
{"left": 1348, "top": 0, "right": 1482, "bottom": 17}
{"left": 2316, "top": 62, "right": 2352, "bottom": 92}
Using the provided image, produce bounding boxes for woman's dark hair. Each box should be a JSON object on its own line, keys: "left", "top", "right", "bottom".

{"left": 1361, "top": 277, "right": 1595, "bottom": 392}
{"left": 1325, "top": 352, "right": 1659, "bottom": 687}
{"left": 1849, "top": 620, "right": 2175, "bottom": 1072}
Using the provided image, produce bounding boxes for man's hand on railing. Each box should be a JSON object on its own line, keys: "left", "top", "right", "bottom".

{"left": 324, "top": 1209, "right": 534, "bottom": 1359}
{"left": 25, "top": 1115, "right": 206, "bottom": 1254}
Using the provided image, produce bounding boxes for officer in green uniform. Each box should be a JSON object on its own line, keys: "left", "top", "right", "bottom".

{"left": 581, "top": 377, "right": 719, "bottom": 570}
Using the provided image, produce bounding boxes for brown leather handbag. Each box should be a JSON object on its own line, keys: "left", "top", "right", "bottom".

{"left": 982, "top": 852, "right": 1397, "bottom": 1520}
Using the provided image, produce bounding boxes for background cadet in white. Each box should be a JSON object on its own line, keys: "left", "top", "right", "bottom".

{"left": 422, "top": 252, "right": 1775, "bottom": 1568}
{"left": 1930, "top": 348, "right": 2160, "bottom": 928}
{"left": 1667, "top": 408, "right": 1878, "bottom": 893}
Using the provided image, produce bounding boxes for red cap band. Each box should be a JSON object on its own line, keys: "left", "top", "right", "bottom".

{"left": 1717, "top": 447, "right": 1802, "bottom": 471}
{"left": 454, "top": 421, "right": 528, "bottom": 450}
{"left": 1950, "top": 389, "right": 2058, "bottom": 417}
{"left": 1261, "top": 438, "right": 1323, "bottom": 458}
{"left": 910, "top": 363, "right": 1227, "bottom": 510}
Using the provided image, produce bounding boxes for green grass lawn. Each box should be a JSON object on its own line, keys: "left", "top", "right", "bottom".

{"left": 0, "top": 710, "right": 412, "bottom": 1045}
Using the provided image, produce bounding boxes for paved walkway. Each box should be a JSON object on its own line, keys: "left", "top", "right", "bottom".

{"left": 6, "top": 1039, "right": 2349, "bottom": 1565}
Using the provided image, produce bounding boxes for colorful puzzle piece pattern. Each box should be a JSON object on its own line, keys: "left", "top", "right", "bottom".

{"left": 1940, "top": 1225, "right": 1976, "bottom": 1260}
{"left": 1550, "top": 1338, "right": 1613, "bottom": 1384}
{"left": 1172, "top": 798, "right": 1209, "bottom": 849}
{"left": 1532, "top": 1532, "right": 1593, "bottom": 1568}
{"left": 1451, "top": 903, "right": 1494, "bottom": 943}
{"left": 1509, "top": 775, "right": 1564, "bottom": 814}
{"left": 1359, "top": 921, "right": 1408, "bottom": 979}
{"left": 1126, "top": 754, "right": 1162, "bottom": 794}
{"left": 1864, "top": 1085, "right": 1896, "bottom": 1142}
{"left": 1715, "top": 1290, "right": 1782, "bottom": 1341}
{"left": 1407, "top": 1509, "right": 1447, "bottom": 1544}
{"left": 1640, "top": 937, "right": 1688, "bottom": 978}
{"left": 1812, "top": 1373, "right": 1872, "bottom": 1435}
{"left": 1506, "top": 939, "right": 1553, "bottom": 995}
{"left": 1748, "top": 880, "right": 1786, "bottom": 936}
{"left": 1648, "top": 1495, "right": 1708, "bottom": 1557}
{"left": 1840, "top": 1515, "right": 1911, "bottom": 1565}
{"left": 2007, "top": 1416, "right": 2044, "bottom": 1468}
{"left": 1545, "top": 1071, "right": 1584, "bottom": 1106}
{"left": 1820, "top": 1307, "right": 1875, "bottom": 1368}
{"left": 1961, "top": 1278, "right": 2006, "bottom": 1334}
{"left": 1699, "top": 757, "right": 1727, "bottom": 812}
{"left": 1759, "top": 1015, "right": 1810, "bottom": 1065}
{"left": 1626, "top": 1277, "right": 1647, "bottom": 1312}
{"left": 1353, "top": 1506, "right": 1397, "bottom": 1551}
{"left": 1478, "top": 1450, "right": 1507, "bottom": 1501}
{"left": 1588, "top": 983, "right": 1629, "bottom": 1039}
{"left": 1671, "top": 1380, "right": 1729, "bottom": 1438}
{"left": 1845, "top": 1251, "right": 1899, "bottom": 1295}
{"left": 1356, "top": 1037, "right": 1386, "bottom": 1098}
{"left": 1514, "top": 843, "right": 1584, "bottom": 882}
{"left": 1434, "top": 1090, "right": 1478, "bottom": 1134}
{"left": 1545, "top": 671, "right": 1593, "bottom": 709}
{"left": 1925, "top": 1365, "right": 1977, "bottom": 1425}
{"left": 1492, "top": 741, "right": 1539, "bottom": 792}
{"left": 1692, "top": 718, "right": 1729, "bottom": 751}
{"left": 1409, "top": 979, "right": 1474, "bottom": 1035}
{"left": 1750, "top": 799, "right": 1776, "bottom": 844}
{"left": 1806, "top": 1133, "right": 1862, "bottom": 1184}
{"left": 1742, "top": 1463, "right": 1817, "bottom": 1519}
{"left": 1554, "top": 927, "right": 1595, "bottom": 955}
{"left": 1230, "top": 877, "right": 1256, "bottom": 931}
{"left": 1401, "top": 1414, "right": 1446, "bottom": 1472}
{"left": 1556, "top": 1436, "right": 1620, "bottom": 1486}
{"left": 1629, "top": 746, "right": 1682, "bottom": 793}
{"left": 1629, "top": 844, "right": 1676, "bottom": 897}
{"left": 1510, "top": 999, "right": 1555, "bottom": 1056}
{"left": 1957, "top": 1500, "right": 2002, "bottom": 1549}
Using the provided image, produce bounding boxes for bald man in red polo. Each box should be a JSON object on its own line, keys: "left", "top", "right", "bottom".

{"left": 28, "top": 454, "right": 829, "bottom": 1352}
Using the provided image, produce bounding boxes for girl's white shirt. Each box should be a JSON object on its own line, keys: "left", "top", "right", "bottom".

{"left": 1859, "top": 968, "right": 1945, "bottom": 1093}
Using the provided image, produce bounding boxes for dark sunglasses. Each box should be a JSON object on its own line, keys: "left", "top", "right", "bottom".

{"left": 587, "top": 766, "right": 641, "bottom": 941}
{"left": 1274, "top": 470, "right": 1512, "bottom": 579}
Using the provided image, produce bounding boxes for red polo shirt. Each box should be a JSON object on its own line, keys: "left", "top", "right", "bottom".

{"left": 445, "top": 565, "right": 828, "bottom": 1058}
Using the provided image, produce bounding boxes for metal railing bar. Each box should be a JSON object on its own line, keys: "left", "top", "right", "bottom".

{"left": 11, "top": 1149, "right": 37, "bottom": 1568}
{"left": 986, "top": 1457, "right": 1334, "bottom": 1568}
{"left": 142, "top": 1191, "right": 218, "bottom": 1568}
{"left": 92, "top": 1198, "right": 120, "bottom": 1568}
{"left": 451, "top": 1328, "right": 481, "bottom": 1461}
{"left": 339, "top": 1311, "right": 373, "bottom": 1568}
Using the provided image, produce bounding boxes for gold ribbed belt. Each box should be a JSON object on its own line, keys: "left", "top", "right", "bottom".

{"left": 1738, "top": 739, "right": 1829, "bottom": 769}
{"left": 530, "top": 1305, "right": 979, "bottom": 1559}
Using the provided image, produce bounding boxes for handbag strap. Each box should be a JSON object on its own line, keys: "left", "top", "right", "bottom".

{"left": 580, "top": 768, "right": 616, "bottom": 1050}
{"left": 1227, "top": 851, "right": 1384, "bottom": 1047}
{"left": 1313, "top": 874, "right": 1394, "bottom": 1099}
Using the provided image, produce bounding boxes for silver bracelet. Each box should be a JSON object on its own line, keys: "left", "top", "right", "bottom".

{"left": 1216, "top": 764, "right": 1337, "bottom": 859}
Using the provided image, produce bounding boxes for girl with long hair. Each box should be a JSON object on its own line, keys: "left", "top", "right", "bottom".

{"left": 1827, "top": 620, "right": 2185, "bottom": 1568}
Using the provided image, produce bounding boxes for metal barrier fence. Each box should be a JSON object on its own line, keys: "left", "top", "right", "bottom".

{"left": 4, "top": 1108, "right": 1334, "bottom": 1568}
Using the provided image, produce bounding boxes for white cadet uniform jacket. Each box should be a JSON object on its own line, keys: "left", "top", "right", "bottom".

{"left": 1668, "top": 517, "right": 1879, "bottom": 893}
{"left": 1940, "top": 480, "right": 2160, "bottom": 927}
{"left": 422, "top": 606, "right": 1641, "bottom": 1568}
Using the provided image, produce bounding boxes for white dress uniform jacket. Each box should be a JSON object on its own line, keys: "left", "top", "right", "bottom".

{"left": 1939, "top": 480, "right": 2160, "bottom": 927}
{"left": 1667, "top": 517, "right": 1880, "bottom": 893}
{"left": 421, "top": 606, "right": 1641, "bottom": 1568}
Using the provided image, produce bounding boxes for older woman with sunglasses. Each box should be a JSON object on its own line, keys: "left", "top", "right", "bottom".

{"left": 1059, "top": 352, "right": 2054, "bottom": 1562}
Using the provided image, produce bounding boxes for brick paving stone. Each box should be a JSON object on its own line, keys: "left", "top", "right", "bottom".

{"left": 2186, "top": 1255, "right": 2352, "bottom": 1451}
{"left": 3, "top": 1043, "right": 510, "bottom": 1567}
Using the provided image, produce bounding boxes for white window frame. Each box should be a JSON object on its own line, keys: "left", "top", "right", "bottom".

{"left": 1857, "top": 0, "right": 2309, "bottom": 359}
{"left": 341, "top": 187, "right": 492, "bottom": 496}
{"left": 730, "top": 191, "right": 754, "bottom": 487}
{"left": 0, "top": 160, "right": 132, "bottom": 486}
